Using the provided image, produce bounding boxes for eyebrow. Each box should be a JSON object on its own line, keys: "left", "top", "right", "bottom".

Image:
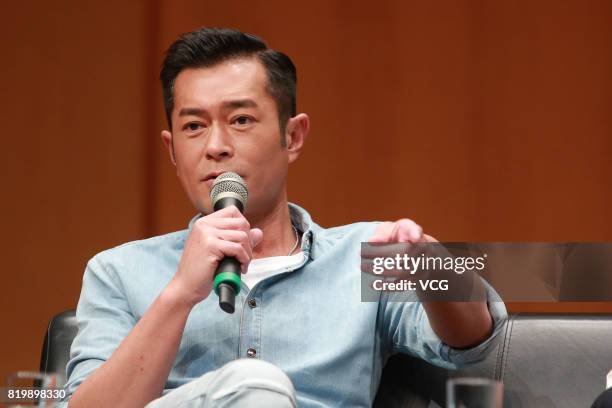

{"left": 178, "top": 99, "right": 259, "bottom": 117}
{"left": 178, "top": 107, "right": 207, "bottom": 117}
{"left": 223, "top": 99, "right": 258, "bottom": 110}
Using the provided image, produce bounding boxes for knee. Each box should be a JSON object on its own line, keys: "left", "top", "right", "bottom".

{"left": 209, "top": 359, "right": 296, "bottom": 406}
{"left": 218, "top": 359, "right": 294, "bottom": 390}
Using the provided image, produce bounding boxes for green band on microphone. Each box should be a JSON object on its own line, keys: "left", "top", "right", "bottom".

{"left": 214, "top": 271, "right": 241, "bottom": 295}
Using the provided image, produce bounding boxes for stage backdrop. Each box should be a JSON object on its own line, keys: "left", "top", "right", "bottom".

{"left": 2, "top": 0, "right": 611, "bottom": 384}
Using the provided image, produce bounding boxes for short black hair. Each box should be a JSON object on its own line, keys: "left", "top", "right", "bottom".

{"left": 160, "top": 27, "right": 297, "bottom": 145}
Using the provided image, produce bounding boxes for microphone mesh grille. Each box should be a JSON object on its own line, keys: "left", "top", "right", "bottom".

{"left": 210, "top": 172, "right": 248, "bottom": 207}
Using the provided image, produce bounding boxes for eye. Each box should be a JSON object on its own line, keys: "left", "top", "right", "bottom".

{"left": 232, "top": 115, "right": 253, "bottom": 126}
{"left": 186, "top": 122, "right": 203, "bottom": 131}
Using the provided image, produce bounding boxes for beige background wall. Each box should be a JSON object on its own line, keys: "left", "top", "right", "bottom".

{"left": 2, "top": 0, "right": 611, "bottom": 382}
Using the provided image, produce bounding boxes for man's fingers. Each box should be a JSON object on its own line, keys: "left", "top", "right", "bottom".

{"left": 250, "top": 228, "right": 263, "bottom": 248}
{"left": 207, "top": 205, "right": 244, "bottom": 219}
{"left": 211, "top": 228, "right": 264, "bottom": 274}
{"left": 215, "top": 239, "right": 251, "bottom": 273}
{"left": 369, "top": 219, "right": 423, "bottom": 243}
{"left": 369, "top": 222, "right": 395, "bottom": 243}
{"left": 216, "top": 229, "right": 253, "bottom": 259}
{"left": 393, "top": 219, "right": 423, "bottom": 242}
{"left": 206, "top": 217, "right": 251, "bottom": 232}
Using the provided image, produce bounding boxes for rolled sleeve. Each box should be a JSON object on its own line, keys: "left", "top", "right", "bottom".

{"left": 384, "top": 279, "right": 507, "bottom": 369}
{"left": 63, "top": 254, "right": 137, "bottom": 401}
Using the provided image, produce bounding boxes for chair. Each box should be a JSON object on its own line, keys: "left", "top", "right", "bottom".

{"left": 39, "top": 310, "right": 78, "bottom": 384}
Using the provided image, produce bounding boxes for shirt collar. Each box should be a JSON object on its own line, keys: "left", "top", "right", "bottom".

{"left": 186, "top": 202, "right": 319, "bottom": 260}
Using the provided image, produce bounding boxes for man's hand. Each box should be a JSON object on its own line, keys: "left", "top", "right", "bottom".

{"left": 369, "top": 218, "right": 434, "bottom": 244}
{"left": 368, "top": 218, "right": 493, "bottom": 349}
{"left": 368, "top": 218, "right": 423, "bottom": 243}
{"left": 170, "top": 205, "right": 263, "bottom": 307}
{"left": 364, "top": 219, "right": 436, "bottom": 279}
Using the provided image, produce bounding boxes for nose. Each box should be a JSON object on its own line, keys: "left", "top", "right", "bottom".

{"left": 205, "top": 123, "right": 233, "bottom": 161}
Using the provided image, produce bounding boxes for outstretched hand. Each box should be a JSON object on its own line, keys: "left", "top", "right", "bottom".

{"left": 368, "top": 218, "right": 435, "bottom": 244}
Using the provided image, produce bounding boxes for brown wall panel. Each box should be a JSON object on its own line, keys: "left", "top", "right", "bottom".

{"left": 0, "top": 1, "right": 149, "bottom": 382}
{"left": 471, "top": 1, "right": 612, "bottom": 241}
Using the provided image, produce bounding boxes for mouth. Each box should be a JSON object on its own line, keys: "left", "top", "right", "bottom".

{"left": 202, "top": 171, "right": 243, "bottom": 188}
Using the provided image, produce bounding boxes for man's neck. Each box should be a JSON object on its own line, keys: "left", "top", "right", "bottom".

{"left": 249, "top": 199, "right": 299, "bottom": 259}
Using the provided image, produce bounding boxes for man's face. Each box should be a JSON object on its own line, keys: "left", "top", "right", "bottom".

{"left": 162, "top": 58, "right": 301, "bottom": 219}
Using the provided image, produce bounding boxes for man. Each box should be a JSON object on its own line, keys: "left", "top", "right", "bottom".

{"left": 64, "top": 27, "right": 507, "bottom": 407}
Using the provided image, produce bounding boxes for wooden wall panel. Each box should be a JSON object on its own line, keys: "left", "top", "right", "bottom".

{"left": 0, "top": 1, "right": 149, "bottom": 382}
{"left": 470, "top": 1, "right": 612, "bottom": 241}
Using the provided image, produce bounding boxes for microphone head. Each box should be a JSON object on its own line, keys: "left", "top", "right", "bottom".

{"left": 210, "top": 172, "right": 248, "bottom": 210}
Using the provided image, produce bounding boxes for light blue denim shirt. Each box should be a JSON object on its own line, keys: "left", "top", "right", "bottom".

{"left": 64, "top": 203, "right": 507, "bottom": 407}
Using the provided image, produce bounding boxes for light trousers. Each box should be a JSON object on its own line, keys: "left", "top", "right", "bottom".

{"left": 145, "top": 359, "right": 297, "bottom": 408}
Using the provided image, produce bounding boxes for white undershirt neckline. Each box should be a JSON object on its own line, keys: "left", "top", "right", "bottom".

{"left": 242, "top": 252, "right": 306, "bottom": 289}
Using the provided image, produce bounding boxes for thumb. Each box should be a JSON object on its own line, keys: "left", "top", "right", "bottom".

{"left": 250, "top": 228, "right": 264, "bottom": 248}
{"left": 368, "top": 222, "right": 394, "bottom": 243}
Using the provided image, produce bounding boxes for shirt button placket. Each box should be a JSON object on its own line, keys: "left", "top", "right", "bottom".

{"left": 242, "top": 293, "right": 260, "bottom": 359}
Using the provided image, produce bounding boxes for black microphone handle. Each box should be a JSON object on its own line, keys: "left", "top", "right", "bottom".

{"left": 213, "top": 196, "right": 244, "bottom": 213}
{"left": 213, "top": 196, "right": 245, "bottom": 314}
{"left": 215, "top": 257, "right": 241, "bottom": 314}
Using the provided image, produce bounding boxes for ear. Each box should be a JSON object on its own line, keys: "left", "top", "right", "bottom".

{"left": 284, "top": 113, "right": 310, "bottom": 164}
{"left": 161, "top": 130, "right": 177, "bottom": 166}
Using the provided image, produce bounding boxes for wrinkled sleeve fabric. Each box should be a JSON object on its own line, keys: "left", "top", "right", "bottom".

{"left": 381, "top": 279, "right": 507, "bottom": 369}
{"left": 61, "top": 254, "right": 136, "bottom": 403}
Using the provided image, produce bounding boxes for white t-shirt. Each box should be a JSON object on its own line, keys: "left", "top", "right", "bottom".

{"left": 242, "top": 252, "right": 306, "bottom": 289}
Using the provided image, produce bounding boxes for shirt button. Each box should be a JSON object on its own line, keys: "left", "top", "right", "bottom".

{"left": 247, "top": 348, "right": 257, "bottom": 358}
{"left": 248, "top": 298, "right": 257, "bottom": 308}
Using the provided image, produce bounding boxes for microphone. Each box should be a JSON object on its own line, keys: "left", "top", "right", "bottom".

{"left": 210, "top": 172, "right": 248, "bottom": 314}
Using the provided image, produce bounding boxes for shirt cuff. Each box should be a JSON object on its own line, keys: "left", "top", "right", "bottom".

{"left": 437, "top": 280, "right": 508, "bottom": 367}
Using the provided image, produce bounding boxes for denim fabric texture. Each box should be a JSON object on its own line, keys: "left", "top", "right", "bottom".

{"left": 63, "top": 203, "right": 507, "bottom": 407}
